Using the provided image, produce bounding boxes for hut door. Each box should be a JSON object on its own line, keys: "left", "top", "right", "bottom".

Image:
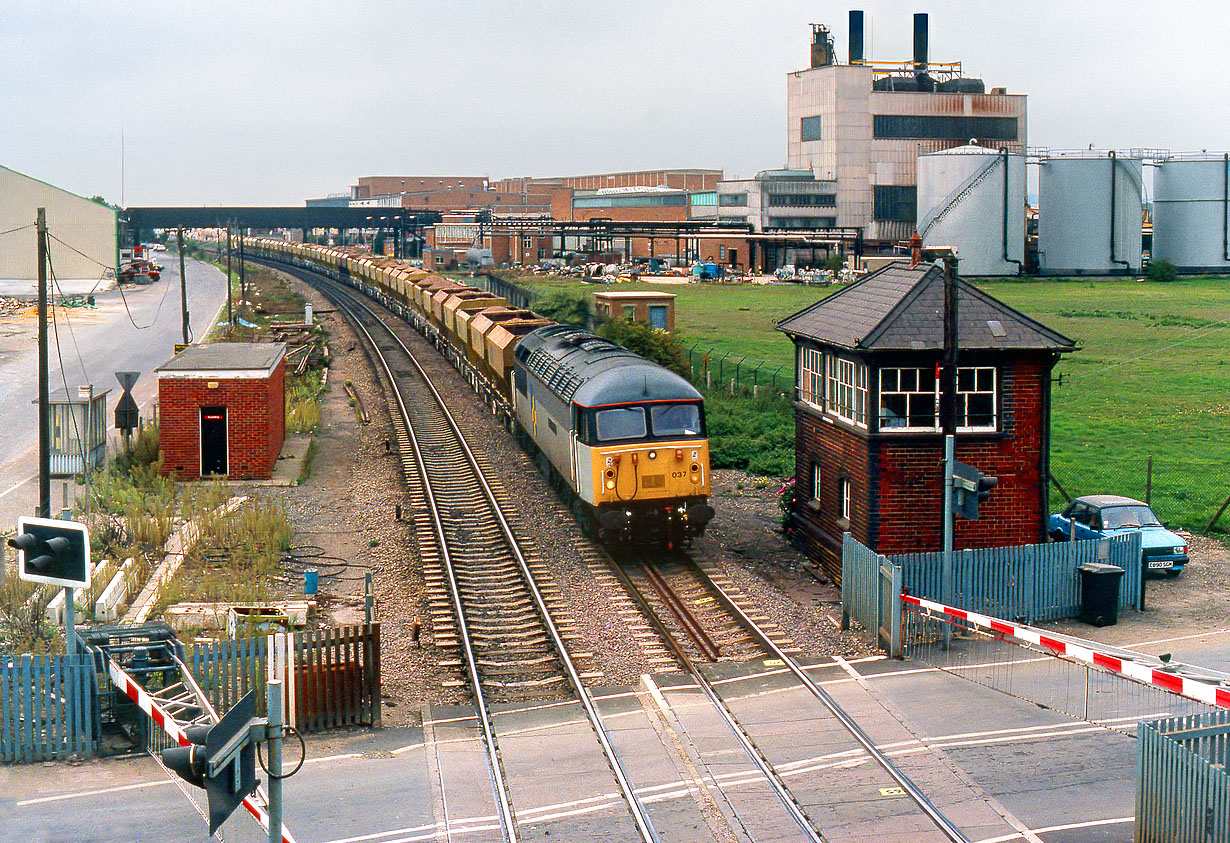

{"left": 200, "top": 407, "right": 228, "bottom": 476}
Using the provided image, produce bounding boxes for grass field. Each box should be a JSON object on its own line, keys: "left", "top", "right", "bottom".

{"left": 516, "top": 272, "right": 1230, "bottom": 533}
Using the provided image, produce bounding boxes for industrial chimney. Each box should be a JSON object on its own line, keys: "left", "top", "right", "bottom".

{"left": 913, "top": 12, "right": 929, "bottom": 71}
{"left": 848, "top": 10, "right": 864, "bottom": 64}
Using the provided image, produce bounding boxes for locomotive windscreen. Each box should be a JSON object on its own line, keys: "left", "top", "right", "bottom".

{"left": 650, "top": 403, "right": 701, "bottom": 436}
{"left": 590, "top": 401, "right": 704, "bottom": 443}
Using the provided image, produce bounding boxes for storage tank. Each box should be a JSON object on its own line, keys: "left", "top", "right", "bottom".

{"left": 918, "top": 144, "right": 1026, "bottom": 276}
{"left": 1152, "top": 155, "right": 1230, "bottom": 272}
{"left": 1038, "top": 153, "right": 1143, "bottom": 275}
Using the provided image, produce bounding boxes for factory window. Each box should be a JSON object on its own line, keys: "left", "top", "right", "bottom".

{"left": 719, "top": 193, "right": 748, "bottom": 206}
{"left": 872, "top": 115, "right": 1019, "bottom": 141}
{"left": 798, "top": 346, "right": 824, "bottom": 410}
{"left": 800, "top": 115, "right": 823, "bottom": 142}
{"left": 826, "top": 354, "right": 868, "bottom": 427}
{"left": 768, "top": 194, "right": 837, "bottom": 207}
{"left": 690, "top": 192, "right": 718, "bottom": 206}
{"left": 767, "top": 217, "right": 837, "bottom": 229}
{"left": 573, "top": 194, "right": 687, "bottom": 209}
{"left": 522, "top": 235, "right": 534, "bottom": 249}
{"left": 873, "top": 186, "right": 917, "bottom": 222}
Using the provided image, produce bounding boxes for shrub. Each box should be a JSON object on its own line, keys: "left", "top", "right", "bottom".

{"left": 597, "top": 318, "right": 690, "bottom": 377}
{"left": 1147, "top": 258, "right": 1178, "bottom": 283}
{"left": 534, "top": 288, "right": 591, "bottom": 326}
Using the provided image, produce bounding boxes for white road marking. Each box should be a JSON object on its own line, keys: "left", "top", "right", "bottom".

{"left": 0, "top": 473, "right": 35, "bottom": 500}
{"left": 972, "top": 814, "right": 1134, "bottom": 843}
{"left": 16, "top": 778, "right": 175, "bottom": 805}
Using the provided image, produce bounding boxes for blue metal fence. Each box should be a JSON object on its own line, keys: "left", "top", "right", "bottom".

{"left": 842, "top": 532, "right": 1144, "bottom": 646}
{"left": 1, "top": 654, "right": 95, "bottom": 762}
{"left": 1137, "top": 710, "right": 1230, "bottom": 842}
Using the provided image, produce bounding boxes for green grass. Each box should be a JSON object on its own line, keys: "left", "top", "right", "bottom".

{"left": 973, "top": 276, "right": 1230, "bottom": 532}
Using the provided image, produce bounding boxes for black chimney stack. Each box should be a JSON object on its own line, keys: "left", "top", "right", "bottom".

{"left": 849, "top": 10, "right": 864, "bottom": 64}
{"left": 913, "top": 12, "right": 929, "bottom": 71}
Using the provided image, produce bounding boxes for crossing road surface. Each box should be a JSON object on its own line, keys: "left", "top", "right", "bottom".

{"left": 0, "top": 657, "right": 1156, "bottom": 843}
{"left": 0, "top": 256, "right": 226, "bottom": 529}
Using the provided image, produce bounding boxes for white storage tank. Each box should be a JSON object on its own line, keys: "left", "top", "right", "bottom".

{"left": 1152, "top": 155, "right": 1230, "bottom": 272}
{"left": 1038, "top": 153, "right": 1143, "bottom": 275}
{"left": 917, "top": 144, "right": 1026, "bottom": 276}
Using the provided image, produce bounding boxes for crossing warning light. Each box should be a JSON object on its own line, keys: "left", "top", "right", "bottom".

{"left": 162, "top": 691, "right": 259, "bottom": 835}
{"left": 9, "top": 516, "right": 91, "bottom": 589}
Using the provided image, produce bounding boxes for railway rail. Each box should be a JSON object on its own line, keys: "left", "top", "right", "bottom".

{"left": 282, "top": 266, "right": 662, "bottom": 842}
{"left": 613, "top": 552, "right": 972, "bottom": 842}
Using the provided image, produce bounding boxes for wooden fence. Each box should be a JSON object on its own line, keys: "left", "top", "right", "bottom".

{"left": 1137, "top": 710, "right": 1230, "bottom": 842}
{"left": 0, "top": 654, "right": 94, "bottom": 762}
{"left": 188, "top": 624, "right": 381, "bottom": 732}
{"left": 842, "top": 532, "right": 1144, "bottom": 653}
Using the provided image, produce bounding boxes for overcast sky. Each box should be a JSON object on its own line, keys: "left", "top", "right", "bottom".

{"left": 2, "top": 0, "right": 1226, "bottom": 207}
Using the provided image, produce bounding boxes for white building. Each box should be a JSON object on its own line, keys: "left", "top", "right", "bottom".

{"left": 785, "top": 16, "right": 1027, "bottom": 244}
{"left": 716, "top": 169, "right": 839, "bottom": 232}
{"left": 0, "top": 165, "right": 117, "bottom": 284}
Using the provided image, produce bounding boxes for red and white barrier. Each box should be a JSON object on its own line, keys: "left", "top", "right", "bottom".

{"left": 106, "top": 659, "right": 298, "bottom": 843}
{"left": 900, "top": 593, "right": 1230, "bottom": 710}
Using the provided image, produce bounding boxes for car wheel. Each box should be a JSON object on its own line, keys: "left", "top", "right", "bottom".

{"left": 1050, "top": 530, "right": 1068, "bottom": 542}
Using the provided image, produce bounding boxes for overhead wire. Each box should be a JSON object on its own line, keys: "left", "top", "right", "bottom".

{"left": 1065, "top": 315, "right": 1230, "bottom": 381}
{"left": 0, "top": 223, "right": 36, "bottom": 238}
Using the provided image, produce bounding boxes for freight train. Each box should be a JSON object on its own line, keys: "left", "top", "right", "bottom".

{"left": 246, "top": 238, "right": 714, "bottom": 545}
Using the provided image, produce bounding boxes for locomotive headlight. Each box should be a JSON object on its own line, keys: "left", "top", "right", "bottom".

{"left": 691, "top": 463, "right": 700, "bottom": 473}
{"left": 605, "top": 480, "right": 615, "bottom": 490}
{"left": 605, "top": 468, "right": 615, "bottom": 479}
{"left": 675, "top": 449, "right": 684, "bottom": 461}
{"left": 648, "top": 450, "right": 657, "bottom": 460}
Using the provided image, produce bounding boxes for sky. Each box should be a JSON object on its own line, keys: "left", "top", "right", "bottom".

{"left": 2, "top": 0, "right": 1227, "bottom": 207}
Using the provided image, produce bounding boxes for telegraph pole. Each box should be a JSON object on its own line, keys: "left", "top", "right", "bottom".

{"left": 226, "top": 224, "right": 233, "bottom": 327}
{"left": 178, "top": 228, "right": 189, "bottom": 345}
{"left": 37, "top": 208, "right": 50, "bottom": 519}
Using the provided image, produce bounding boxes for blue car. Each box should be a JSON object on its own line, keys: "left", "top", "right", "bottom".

{"left": 1049, "top": 495, "right": 1188, "bottom": 576}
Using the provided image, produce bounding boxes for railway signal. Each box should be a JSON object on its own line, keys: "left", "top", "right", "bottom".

{"left": 10, "top": 515, "right": 90, "bottom": 589}
{"left": 951, "top": 459, "right": 997, "bottom": 521}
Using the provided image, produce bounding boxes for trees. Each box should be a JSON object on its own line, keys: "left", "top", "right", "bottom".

{"left": 533, "top": 288, "right": 592, "bottom": 327}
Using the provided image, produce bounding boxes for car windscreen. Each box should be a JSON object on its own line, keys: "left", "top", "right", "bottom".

{"left": 1102, "top": 505, "right": 1161, "bottom": 529}
{"left": 595, "top": 407, "right": 647, "bottom": 441}
{"left": 649, "top": 403, "right": 702, "bottom": 437}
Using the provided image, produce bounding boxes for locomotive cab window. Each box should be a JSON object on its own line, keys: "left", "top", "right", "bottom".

{"left": 595, "top": 407, "right": 647, "bottom": 441}
{"left": 650, "top": 403, "right": 702, "bottom": 437}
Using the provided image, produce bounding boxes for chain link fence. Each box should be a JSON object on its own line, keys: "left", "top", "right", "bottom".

{"left": 685, "top": 343, "right": 792, "bottom": 399}
{"left": 1049, "top": 453, "right": 1230, "bottom": 536}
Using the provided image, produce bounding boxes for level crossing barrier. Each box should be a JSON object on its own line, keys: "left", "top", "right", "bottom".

{"left": 1136, "top": 710, "right": 1230, "bottom": 842}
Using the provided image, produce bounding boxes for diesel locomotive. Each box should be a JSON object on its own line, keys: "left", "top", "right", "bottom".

{"left": 245, "top": 238, "right": 715, "bottom": 545}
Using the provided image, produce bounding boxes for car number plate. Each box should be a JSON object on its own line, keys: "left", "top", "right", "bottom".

{"left": 1147, "top": 559, "right": 1171, "bottom": 569}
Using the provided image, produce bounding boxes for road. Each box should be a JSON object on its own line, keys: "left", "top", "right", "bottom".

{"left": 6, "top": 641, "right": 1220, "bottom": 843}
{"left": 0, "top": 254, "right": 227, "bottom": 529}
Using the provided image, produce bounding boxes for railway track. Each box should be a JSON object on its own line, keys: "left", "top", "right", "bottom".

{"left": 611, "top": 551, "right": 971, "bottom": 842}
{"left": 269, "top": 256, "right": 972, "bottom": 841}
{"left": 289, "top": 268, "right": 661, "bottom": 842}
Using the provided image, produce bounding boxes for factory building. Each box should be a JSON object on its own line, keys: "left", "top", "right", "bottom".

{"left": 786, "top": 13, "right": 1027, "bottom": 247}
{"left": 0, "top": 164, "right": 118, "bottom": 283}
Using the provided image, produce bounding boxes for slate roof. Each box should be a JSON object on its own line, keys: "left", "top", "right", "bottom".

{"left": 777, "top": 261, "right": 1077, "bottom": 353}
{"left": 157, "top": 342, "right": 287, "bottom": 373}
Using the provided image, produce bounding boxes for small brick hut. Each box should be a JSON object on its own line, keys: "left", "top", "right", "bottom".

{"left": 157, "top": 342, "right": 287, "bottom": 480}
{"left": 778, "top": 261, "right": 1076, "bottom": 581}
{"left": 593, "top": 290, "right": 676, "bottom": 332}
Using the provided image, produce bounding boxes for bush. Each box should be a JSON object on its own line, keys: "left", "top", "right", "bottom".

{"left": 703, "top": 389, "right": 795, "bottom": 476}
{"left": 596, "top": 318, "right": 690, "bottom": 377}
{"left": 1147, "top": 258, "right": 1178, "bottom": 283}
{"left": 534, "top": 288, "right": 591, "bottom": 326}
{"left": 824, "top": 252, "right": 845, "bottom": 274}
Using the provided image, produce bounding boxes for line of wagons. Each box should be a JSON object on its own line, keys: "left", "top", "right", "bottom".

{"left": 248, "top": 238, "right": 715, "bottom": 546}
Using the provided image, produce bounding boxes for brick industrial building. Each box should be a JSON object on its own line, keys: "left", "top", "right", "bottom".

{"left": 156, "top": 343, "right": 287, "bottom": 480}
{"left": 778, "top": 261, "right": 1075, "bottom": 579}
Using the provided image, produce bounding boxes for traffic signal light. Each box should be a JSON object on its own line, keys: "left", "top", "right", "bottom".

{"left": 9, "top": 516, "right": 90, "bottom": 589}
{"left": 950, "top": 460, "right": 997, "bottom": 521}
{"left": 162, "top": 692, "right": 258, "bottom": 835}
